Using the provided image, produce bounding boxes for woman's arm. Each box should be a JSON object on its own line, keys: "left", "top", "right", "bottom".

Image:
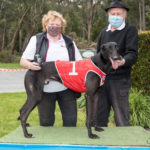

{"left": 20, "top": 35, "right": 41, "bottom": 70}
{"left": 20, "top": 58, "right": 41, "bottom": 70}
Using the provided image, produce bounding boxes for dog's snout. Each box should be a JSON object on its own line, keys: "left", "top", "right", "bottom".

{"left": 112, "top": 56, "right": 122, "bottom": 60}
{"left": 112, "top": 56, "right": 118, "bottom": 60}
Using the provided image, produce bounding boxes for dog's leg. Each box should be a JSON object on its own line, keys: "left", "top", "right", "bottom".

{"left": 85, "top": 72, "right": 105, "bottom": 139}
{"left": 93, "top": 91, "right": 104, "bottom": 132}
{"left": 85, "top": 93, "right": 99, "bottom": 139}
{"left": 19, "top": 97, "right": 38, "bottom": 138}
{"left": 19, "top": 70, "right": 44, "bottom": 138}
{"left": 18, "top": 100, "right": 31, "bottom": 127}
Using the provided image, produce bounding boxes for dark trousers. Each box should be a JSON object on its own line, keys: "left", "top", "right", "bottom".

{"left": 38, "top": 89, "right": 77, "bottom": 126}
{"left": 97, "top": 77, "right": 131, "bottom": 126}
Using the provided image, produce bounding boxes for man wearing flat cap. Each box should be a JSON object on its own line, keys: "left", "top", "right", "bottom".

{"left": 97, "top": 0, "right": 138, "bottom": 126}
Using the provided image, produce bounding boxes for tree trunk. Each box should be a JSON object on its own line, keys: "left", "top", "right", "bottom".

{"left": 1, "top": 27, "right": 6, "bottom": 51}
{"left": 142, "top": 0, "right": 146, "bottom": 30}
{"left": 139, "top": 0, "right": 146, "bottom": 31}
{"left": 21, "top": 33, "right": 31, "bottom": 54}
{"left": 19, "top": 30, "right": 22, "bottom": 53}
{"left": 139, "top": 2, "right": 142, "bottom": 31}
{"left": 11, "top": 4, "right": 32, "bottom": 54}
{"left": 21, "top": 29, "right": 35, "bottom": 54}
{"left": 87, "top": 0, "right": 94, "bottom": 42}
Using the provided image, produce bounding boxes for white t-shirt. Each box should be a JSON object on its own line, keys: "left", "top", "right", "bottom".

{"left": 22, "top": 34, "right": 82, "bottom": 93}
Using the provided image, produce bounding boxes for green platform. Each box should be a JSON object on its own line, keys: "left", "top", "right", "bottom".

{"left": 0, "top": 126, "right": 150, "bottom": 147}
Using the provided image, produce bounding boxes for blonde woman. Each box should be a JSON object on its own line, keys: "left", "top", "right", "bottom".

{"left": 20, "top": 11, "right": 82, "bottom": 126}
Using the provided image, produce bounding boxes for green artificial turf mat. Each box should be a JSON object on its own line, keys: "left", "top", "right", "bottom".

{"left": 0, "top": 126, "right": 150, "bottom": 146}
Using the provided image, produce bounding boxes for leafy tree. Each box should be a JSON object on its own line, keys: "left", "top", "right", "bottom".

{"left": 91, "top": 16, "right": 107, "bottom": 41}
{"left": 0, "top": 0, "right": 150, "bottom": 54}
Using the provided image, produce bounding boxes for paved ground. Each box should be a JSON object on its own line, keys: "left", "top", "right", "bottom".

{"left": 0, "top": 70, "right": 26, "bottom": 93}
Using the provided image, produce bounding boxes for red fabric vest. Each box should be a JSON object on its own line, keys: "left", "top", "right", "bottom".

{"left": 55, "top": 59, "right": 106, "bottom": 92}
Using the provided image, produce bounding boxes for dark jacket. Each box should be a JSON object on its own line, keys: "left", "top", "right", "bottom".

{"left": 97, "top": 22, "right": 138, "bottom": 79}
{"left": 35, "top": 32, "right": 75, "bottom": 62}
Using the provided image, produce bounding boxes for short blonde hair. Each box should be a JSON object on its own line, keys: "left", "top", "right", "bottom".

{"left": 42, "top": 11, "right": 67, "bottom": 33}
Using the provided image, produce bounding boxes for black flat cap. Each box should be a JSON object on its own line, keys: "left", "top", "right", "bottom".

{"left": 105, "top": 0, "right": 129, "bottom": 12}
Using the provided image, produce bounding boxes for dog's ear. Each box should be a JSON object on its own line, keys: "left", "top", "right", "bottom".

{"left": 34, "top": 54, "right": 42, "bottom": 65}
{"left": 101, "top": 44, "right": 106, "bottom": 53}
{"left": 115, "top": 44, "right": 119, "bottom": 51}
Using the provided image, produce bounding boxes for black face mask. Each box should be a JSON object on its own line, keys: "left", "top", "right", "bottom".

{"left": 47, "top": 26, "right": 61, "bottom": 37}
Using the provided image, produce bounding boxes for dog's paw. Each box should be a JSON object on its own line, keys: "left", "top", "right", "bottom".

{"left": 89, "top": 133, "right": 100, "bottom": 139}
{"left": 25, "top": 133, "right": 34, "bottom": 138}
{"left": 26, "top": 123, "right": 30, "bottom": 127}
{"left": 95, "top": 126, "right": 104, "bottom": 132}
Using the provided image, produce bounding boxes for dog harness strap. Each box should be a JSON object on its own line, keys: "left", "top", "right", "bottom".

{"left": 55, "top": 59, "right": 106, "bottom": 92}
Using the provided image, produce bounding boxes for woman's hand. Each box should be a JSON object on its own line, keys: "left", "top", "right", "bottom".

{"left": 28, "top": 62, "right": 41, "bottom": 70}
{"left": 20, "top": 58, "right": 41, "bottom": 70}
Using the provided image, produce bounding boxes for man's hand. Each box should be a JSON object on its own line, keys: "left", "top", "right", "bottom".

{"left": 117, "top": 58, "right": 125, "bottom": 67}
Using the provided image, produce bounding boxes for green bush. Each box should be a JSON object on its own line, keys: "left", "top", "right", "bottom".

{"left": 131, "top": 31, "right": 150, "bottom": 95}
{"left": 129, "top": 88, "right": 150, "bottom": 128}
{"left": 109, "top": 88, "right": 150, "bottom": 127}
{"left": 77, "top": 94, "right": 86, "bottom": 111}
{"left": 0, "top": 50, "right": 16, "bottom": 63}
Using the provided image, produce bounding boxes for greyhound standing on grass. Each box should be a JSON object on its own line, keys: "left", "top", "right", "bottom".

{"left": 18, "top": 42, "right": 122, "bottom": 139}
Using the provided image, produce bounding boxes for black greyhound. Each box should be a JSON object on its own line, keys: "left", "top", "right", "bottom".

{"left": 18, "top": 42, "right": 122, "bottom": 139}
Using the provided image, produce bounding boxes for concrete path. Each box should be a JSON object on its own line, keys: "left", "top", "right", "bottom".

{"left": 0, "top": 69, "right": 26, "bottom": 93}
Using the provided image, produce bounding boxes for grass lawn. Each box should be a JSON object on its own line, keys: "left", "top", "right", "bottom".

{"left": 0, "top": 62, "right": 22, "bottom": 69}
{"left": 0, "top": 63, "right": 86, "bottom": 138}
{"left": 0, "top": 92, "right": 86, "bottom": 138}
